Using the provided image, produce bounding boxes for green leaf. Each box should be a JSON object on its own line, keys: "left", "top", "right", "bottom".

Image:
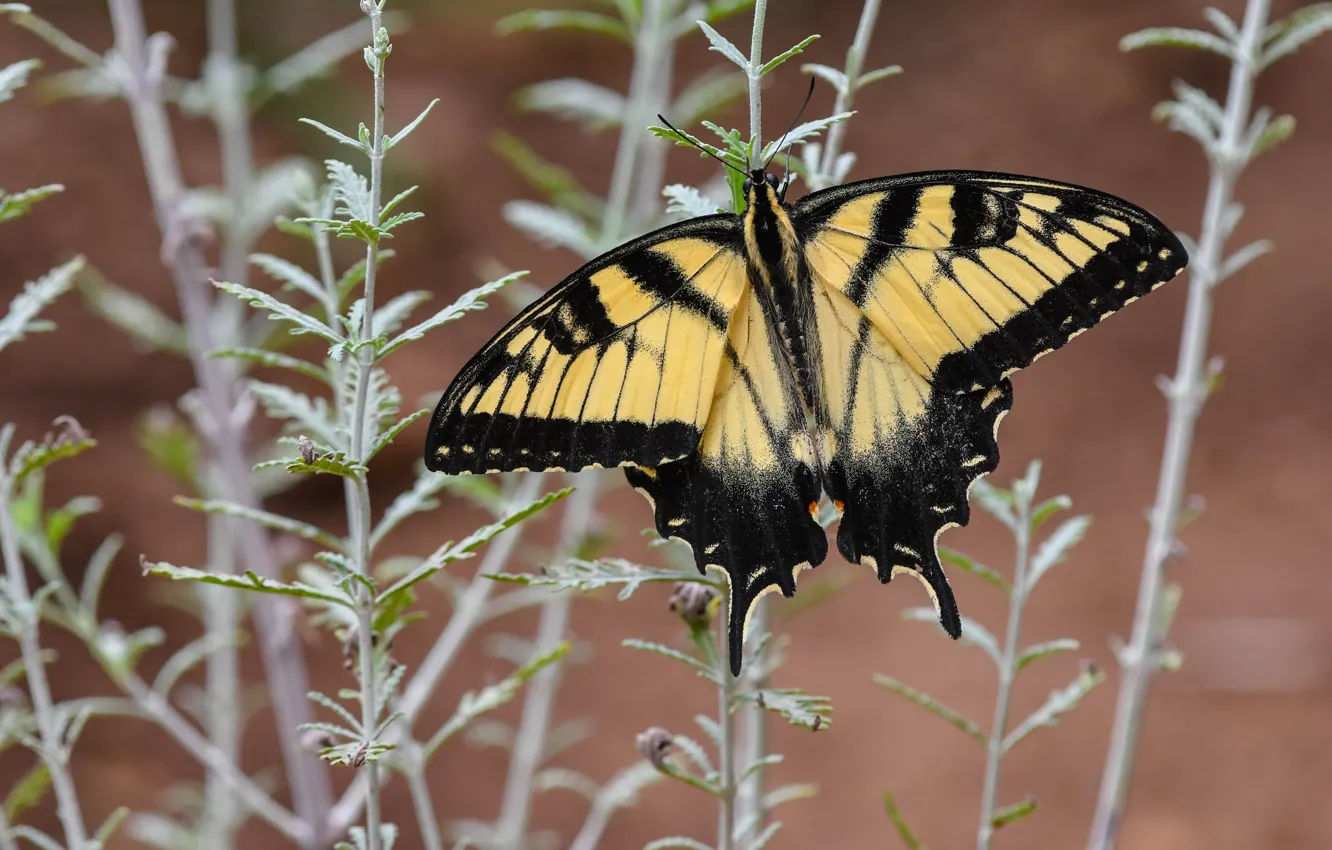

{"left": 939, "top": 547, "right": 1009, "bottom": 595}
{"left": 739, "top": 688, "right": 832, "bottom": 731}
{"left": 491, "top": 557, "right": 716, "bottom": 601}
{"left": 516, "top": 77, "right": 624, "bottom": 130}
{"left": 325, "top": 159, "right": 373, "bottom": 224}
{"left": 251, "top": 253, "right": 327, "bottom": 305}
{"left": 759, "top": 34, "right": 819, "bottom": 76}
{"left": 424, "top": 641, "right": 572, "bottom": 757}
{"left": 368, "top": 408, "right": 428, "bottom": 460}
{"left": 1262, "top": 3, "right": 1332, "bottom": 68}
{"left": 504, "top": 200, "right": 597, "bottom": 258}
{"left": 281, "top": 450, "right": 367, "bottom": 480}
{"left": 213, "top": 280, "right": 342, "bottom": 350}
{"left": 297, "top": 117, "right": 366, "bottom": 152}
{"left": 173, "top": 496, "right": 345, "bottom": 551}
{"left": 143, "top": 559, "right": 355, "bottom": 609}
{"left": 495, "top": 9, "right": 629, "bottom": 41}
{"left": 371, "top": 291, "right": 430, "bottom": 340}
{"left": 0, "top": 256, "right": 83, "bottom": 354}
{"left": 1026, "top": 515, "right": 1091, "bottom": 595}
{"left": 1015, "top": 638, "right": 1079, "bottom": 673}
{"left": 7, "top": 423, "right": 96, "bottom": 485}
{"left": 3, "top": 761, "right": 50, "bottom": 822}
{"left": 970, "top": 479, "right": 1017, "bottom": 531}
{"left": 492, "top": 132, "right": 602, "bottom": 222}
{"left": 308, "top": 688, "right": 363, "bottom": 732}
{"left": 882, "top": 788, "right": 926, "bottom": 850}
{"left": 211, "top": 347, "right": 328, "bottom": 383}
{"left": 991, "top": 795, "right": 1038, "bottom": 829}
{"left": 247, "top": 380, "right": 338, "bottom": 447}
{"left": 873, "top": 673, "right": 986, "bottom": 745}
{"left": 1249, "top": 112, "right": 1296, "bottom": 158}
{"left": 644, "top": 839, "right": 713, "bottom": 850}
{"left": 671, "top": 70, "right": 747, "bottom": 126}
{"left": 381, "top": 211, "right": 423, "bottom": 233}
{"left": 0, "top": 57, "right": 39, "bottom": 101}
{"left": 855, "top": 64, "right": 903, "bottom": 90}
{"left": 696, "top": 21, "right": 750, "bottom": 69}
{"left": 378, "top": 272, "right": 524, "bottom": 358}
{"left": 77, "top": 265, "right": 189, "bottom": 355}
{"left": 375, "top": 486, "right": 571, "bottom": 603}
{"left": 1002, "top": 663, "right": 1105, "bottom": 753}
{"left": 663, "top": 184, "right": 722, "bottom": 220}
{"left": 368, "top": 467, "right": 452, "bottom": 550}
{"left": 335, "top": 249, "right": 396, "bottom": 307}
{"left": 1029, "top": 494, "right": 1072, "bottom": 534}
{"left": 623, "top": 638, "right": 719, "bottom": 683}
{"left": 387, "top": 97, "right": 439, "bottom": 149}
{"left": 1120, "top": 26, "right": 1235, "bottom": 58}
{"left": 760, "top": 113, "right": 851, "bottom": 161}
{"left": 0, "top": 183, "right": 62, "bottom": 222}
{"left": 801, "top": 62, "right": 848, "bottom": 93}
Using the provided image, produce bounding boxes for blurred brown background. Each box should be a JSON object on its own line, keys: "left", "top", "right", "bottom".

{"left": 3, "top": 0, "right": 1331, "bottom": 847}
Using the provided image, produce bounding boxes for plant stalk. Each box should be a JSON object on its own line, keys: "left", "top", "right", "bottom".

{"left": 977, "top": 506, "right": 1032, "bottom": 850}
{"left": 746, "top": 0, "right": 767, "bottom": 166}
{"left": 717, "top": 591, "right": 737, "bottom": 850}
{"left": 104, "top": 2, "right": 331, "bottom": 844}
{"left": 1086, "top": 2, "right": 1268, "bottom": 847}
{"left": 0, "top": 484, "right": 90, "bottom": 849}
{"left": 404, "top": 746, "right": 444, "bottom": 850}
{"left": 810, "top": 0, "right": 883, "bottom": 190}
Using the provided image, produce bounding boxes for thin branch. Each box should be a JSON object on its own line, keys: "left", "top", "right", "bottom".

{"left": 0, "top": 485, "right": 90, "bottom": 848}
{"left": 1087, "top": 2, "right": 1270, "bottom": 848}
{"left": 717, "top": 592, "right": 736, "bottom": 850}
{"left": 104, "top": 1, "right": 331, "bottom": 844}
{"left": 808, "top": 0, "right": 883, "bottom": 190}
{"left": 747, "top": 0, "right": 767, "bottom": 166}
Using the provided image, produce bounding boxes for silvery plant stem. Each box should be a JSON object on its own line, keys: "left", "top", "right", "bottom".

{"left": 810, "top": 0, "right": 883, "bottom": 191}
{"left": 1086, "top": 1, "right": 1269, "bottom": 847}
{"left": 105, "top": 1, "right": 330, "bottom": 845}
{"left": 0, "top": 485, "right": 89, "bottom": 849}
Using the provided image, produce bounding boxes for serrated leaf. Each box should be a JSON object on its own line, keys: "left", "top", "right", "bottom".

{"left": 1003, "top": 663, "right": 1105, "bottom": 753}
{"left": 3, "top": 761, "right": 49, "bottom": 821}
{"left": 696, "top": 21, "right": 750, "bottom": 69}
{"left": 671, "top": 69, "right": 747, "bottom": 126}
{"left": 325, "top": 159, "right": 373, "bottom": 223}
{"left": 801, "top": 62, "right": 847, "bottom": 93}
{"left": 424, "top": 641, "right": 571, "bottom": 756}
{"left": 214, "top": 280, "right": 341, "bottom": 349}
{"left": 873, "top": 673, "right": 986, "bottom": 745}
{"left": 1015, "top": 638, "right": 1079, "bottom": 673}
{"left": 375, "top": 486, "right": 570, "bottom": 603}
{"left": 0, "top": 183, "right": 62, "bottom": 222}
{"left": 143, "top": 560, "right": 355, "bottom": 609}
{"left": 283, "top": 450, "right": 367, "bottom": 480}
{"left": 623, "top": 638, "right": 719, "bottom": 682}
{"left": 504, "top": 200, "right": 597, "bottom": 258}
{"left": 0, "top": 57, "right": 39, "bottom": 101}
{"left": 173, "top": 496, "right": 345, "bottom": 551}
{"left": 0, "top": 256, "right": 83, "bottom": 353}
{"left": 8, "top": 428, "right": 96, "bottom": 485}
{"left": 741, "top": 688, "right": 832, "bottom": 731}
{"left": 251, "top": 253, "right": 327, "bottom": 304}
{"left": 1026, "top": 515, "right": 1091, "bottom": 595}
{"left": 1029, "top": 494, "right": 1072, "bottom": 534}
{"left": 368, "top": 408, "right": 428, "bottom": 460}
{"left": 491, "top": 557, "right": 715, "bottom": 601}
{"left": 663, "top": 184, "right": 721, "bottom": 220}
{"left": 760, "top": 113, "right": 852, "bottom": 161}
{"left": 368, "top": 467, "right": 451, "bottom": 550}
{"left": 211, "top": 347, "right": 328, "bottom": 383}
{"left": 904, "top": 608, "right": 1001, "bottom": 667}
{"left": 970, "top": 479, "right": 1018, "bottom": 530}
{"left": 882, "top": 788, "right": 926, "bottom": 850}
{"left": 1120, "top": 26, "right": 1235, "bottom": 58}
{"left": 372, "top": 291, "right": 431, "bottom": 339}
{"left": 939, "top": 547, "right": 1009, "bottom": 595}
{"left": 991, "top": 795, "right": 1037, "bottom": 829}
{"left": 247, "top": 380, "right": 338, "bottom": 446}
{"left": 381, "top": 211, "right": 423, "bottom": 233}
{"left": 759, "top": 34, "right": 819, "bottom": 76}
{"left": 1262, "top": 4, "right": 1332, "bottom": 67}
{"left": 77, "top": 264, "right": 189, "bottom": 356}
{"left": 517, "top": 77, "right": 624, "bottom": 130}
{"left": 492, "top": 132, "right": 602, "bottom": 221}
{"left": 379, "top": 272, "right": 524, "bottom": 358}
{"left": 496, "top": 9, "right": 629, "bottom": 40}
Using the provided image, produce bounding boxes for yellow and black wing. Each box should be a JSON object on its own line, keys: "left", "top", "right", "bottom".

{"left": 794, "top": 171, "right": 1185, "bottom": 630}
{"left": 626, "top": 284, "right": 827, "bottom": 675}
{"left": 425, "top": 216, "right": 748, "bottom": 474}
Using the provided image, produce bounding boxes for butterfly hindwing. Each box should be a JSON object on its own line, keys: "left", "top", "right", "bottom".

{"left": 426, "top": 217, "right": 748, "bottom": 474}
{"left": 626, "top": 284, "right": 826, "bottom": 674}
{"left": 797, "top": 171, "right": 1187, "bottom": 393}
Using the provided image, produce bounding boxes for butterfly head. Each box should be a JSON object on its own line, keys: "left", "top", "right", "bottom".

{"left": 744, "top": 169, "right": 788, "bottom": 207}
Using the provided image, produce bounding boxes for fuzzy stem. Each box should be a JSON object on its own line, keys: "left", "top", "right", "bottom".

{"left": 104, "top": 2, "right": 331, "bottom": 843}
{"left": 1086, "top": 2, "right": 1268, "bottom": 847}
{"left": 717, "top": 592, "right": 737, "bottom": 850}
{"left": 404, "top": 744, "right": 444, "bottom": 850}
{"left": 0, "top": 807, "right": 18, "bottom": 850}
{"left": 810, "top": 0, "right": 883, "bottom": 190}
{"left": 977, "top": 505, "right": 1032, "bottom": 850}
{"left": 0, "top": 485, "right": 89, "bottom": 849}
{"left": 747, "top": 0, "right": 767, "bottom": 166}
{"left": 493, "top": 477, "right": 599, "bottom": 847}
{"left": 325, "top": 473, "right": 545, "bottom": 836}
{"left": 346, "top": 4, "right": 389, "bottom": 846}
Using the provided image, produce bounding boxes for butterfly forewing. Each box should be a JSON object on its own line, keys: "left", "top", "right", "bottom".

{"left": 425, "top": 218, "right": 747, "bottom": 475}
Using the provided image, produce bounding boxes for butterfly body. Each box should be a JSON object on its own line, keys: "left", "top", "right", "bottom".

{"left": 426, "top": 168, "right": 1187, "bottom": 674}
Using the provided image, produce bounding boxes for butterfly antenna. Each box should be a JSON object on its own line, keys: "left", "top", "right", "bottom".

{"left": 764, "top": 77, "right": 817, "bottom": 173}
{"left": 657, "top": 114, "right": 747, "bottom": 178}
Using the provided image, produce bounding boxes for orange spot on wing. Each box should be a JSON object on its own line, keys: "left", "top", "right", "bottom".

{"left": 808, "top": 501, "right": 819, "bottom": 518}
{"left": 833, "top": 500, "right": 845, "bottom": 513}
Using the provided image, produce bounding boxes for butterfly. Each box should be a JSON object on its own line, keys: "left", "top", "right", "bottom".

{"left": 424, "top": 164, "right": 1186, "bottom": 675}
